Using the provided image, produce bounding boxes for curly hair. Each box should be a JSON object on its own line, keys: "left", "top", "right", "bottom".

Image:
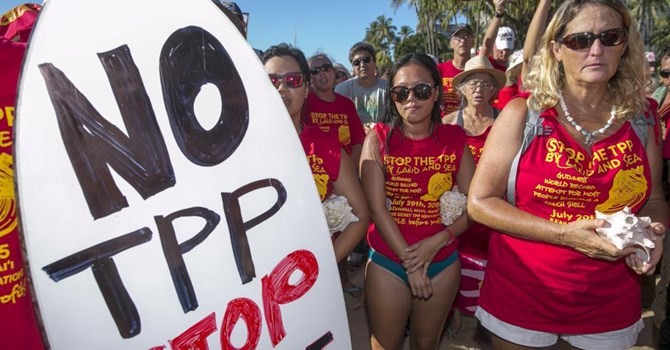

{"left": 261, "top": 43, "right": 311, "bottom": 84}
{"left": 524, "top": 0, "right": 648, "bottom": 120}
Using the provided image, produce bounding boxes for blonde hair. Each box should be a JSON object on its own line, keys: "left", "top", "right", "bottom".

{"left": 524, "top": 0, "right": 648, "bottom": 119}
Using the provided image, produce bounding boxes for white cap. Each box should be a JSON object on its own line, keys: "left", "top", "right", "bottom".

{"left": 507, "top": 49, "right": 523, "bottom": 72}
{"left": 496, "top": 27, "right": 515, "bottom": 51}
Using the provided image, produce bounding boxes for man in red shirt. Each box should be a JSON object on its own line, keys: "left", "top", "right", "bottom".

{"left": 437, "top": 24, "right": 474, "bottom": 115}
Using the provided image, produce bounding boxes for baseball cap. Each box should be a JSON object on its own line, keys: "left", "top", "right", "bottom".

{"left": 507, "top": 49, "right": 523, "bottom": 72}
{"left": 496, "top": 27, "right": 515, "bottom": 51}
{"left": 451, "top": 24, "right": 473, "bottom": 38}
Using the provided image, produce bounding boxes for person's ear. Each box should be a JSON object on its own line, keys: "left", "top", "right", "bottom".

{"left": 551, "top": 40, "right": 562, "bottom": 63}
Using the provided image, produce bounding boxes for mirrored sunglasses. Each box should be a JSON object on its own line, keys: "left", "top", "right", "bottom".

{"left": 268, "top": 72, "right": 304, "bottom": 89}
{"left": 390, "top": 83, "right": 435, "bottom": 103}
{"left": 352, "top": 56, "right": 372, "bottom": 66}
{"left": 310, "top": 63, "right": 333, "bottom": 75}
{"left": 557, "top": 28, "right": 627, "bottom": 51}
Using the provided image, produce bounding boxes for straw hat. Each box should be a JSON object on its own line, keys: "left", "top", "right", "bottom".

{"left": 451, "top": 55, "right": 507, "bottom": 89}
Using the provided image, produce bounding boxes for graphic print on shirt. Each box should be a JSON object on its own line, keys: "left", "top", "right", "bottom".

{"left": 0, "top": 153, "right": 15, "bottom": 239}
{"left": 531, "top": 136, "right": 649, "bottom": 223}
{"left": 385, "top": 153, "right": 458, "bottom": 227}
{"left": 307, "top": 153, "right": 330, "bottom": 201}
{"left": 308, "top": 111, "right": 351, "bottom": 147}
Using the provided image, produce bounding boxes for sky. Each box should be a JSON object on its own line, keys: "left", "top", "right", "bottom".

{"left": 1, "top": 0, "right": 420, "bottom": 69}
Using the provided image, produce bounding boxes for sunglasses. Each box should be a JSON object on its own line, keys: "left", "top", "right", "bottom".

{"left": 310, "top": 63, "right": 333, "bottom": 75}
{"left": 335, "top": 71, "right": 348, "bottom": 80}
{"left": 660, "top": 70, "right": 670, "bottom": 79}
{"left": 557, "top": 28, "right": 627, "bottom": 51}
{"left": 390, "top": 83, "right": 435, "bottom": 103}
{"left": 352, "top": 56, "right": 372, "bottom": 66}
{"left": 268, "top": 72, "right": 304, "bottom": 89}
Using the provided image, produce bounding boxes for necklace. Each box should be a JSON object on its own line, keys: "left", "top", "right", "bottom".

{"left": 558, "top": 93, "right": 616, "bottom": 146}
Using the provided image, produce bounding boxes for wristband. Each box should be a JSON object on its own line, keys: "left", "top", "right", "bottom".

{"left": 495, "top": 11, "right": 504, "bottom": 18}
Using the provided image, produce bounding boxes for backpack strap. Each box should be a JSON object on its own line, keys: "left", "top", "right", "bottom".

{"left": 456, "top": 108, "right": 464, "bottom": 127}
{"left": 629, "top": 113, "right": 654, "bottom": 148}
{"left": 507, "top": 108, "right": 551, "bottom": 206}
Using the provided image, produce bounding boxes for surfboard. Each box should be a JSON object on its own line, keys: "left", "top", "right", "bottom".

{"left": 14, "top": 0, "right": 350, "bottom": 348}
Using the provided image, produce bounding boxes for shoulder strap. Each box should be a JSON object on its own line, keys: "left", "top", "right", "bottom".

{"left": 507, "top": 108, "right": 548, "bottom": 206}
{"left": 456, "top": 108, "right": 464, "bottom": 127}
{"left": 629, "top": 114, "right": 653, "bottom": 148}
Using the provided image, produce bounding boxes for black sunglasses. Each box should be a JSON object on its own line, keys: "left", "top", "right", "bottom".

{"left": 268, "top": 72, "right": 304, "bottom": 89}
{"left": 352, "top": 56, "right": 372, "bottom": 66}
{"left": 390, "top": 83, "right": 435, "bottom": 103}
{"left": 557, "top": 28, "right": 627, "bottom": 51}
{"left": 310, "top": 63, "right": 333, "bottom": 75}
{"left": 660, "top": 70, "right": 670, "bottom": 79}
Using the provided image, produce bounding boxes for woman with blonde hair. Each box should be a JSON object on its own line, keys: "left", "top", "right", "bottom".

{"left": 468, "top": 0, "right": 668, "bottom": 348}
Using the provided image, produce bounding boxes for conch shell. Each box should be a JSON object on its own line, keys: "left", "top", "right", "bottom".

{"left": 322, "top": 194, "right": 359, "bottom": 235}
{"left": 595, "top": 207, "right": 655, "bottom": 262}
{"left": 440, "top": 186, "right": 467, "bottom": 226}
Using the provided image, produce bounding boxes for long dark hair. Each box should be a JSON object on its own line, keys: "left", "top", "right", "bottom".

{"left": 383, "top": 53, "right": 443, "bottom": 156}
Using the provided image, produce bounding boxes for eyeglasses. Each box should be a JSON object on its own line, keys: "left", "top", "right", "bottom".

{"left": 335, "top": 71, "right": 348, "bottom": 80}
{"left": 557, "top": 28, "right": 627, "bottom": 51}
{"left": 352, "top": 56, "right": 372, "bottom": 66}
{"left": 390, "top": 83, "right": 435, "bottom": 103}
{"left": 452, "top": 35, "right": 472, "bottom": 42}
{"left": 310, "top": 63, "right": 333, "bottom": 75}
{"left": 268, "top": 72, "right": 304, "bottom": 89}
{"left": 464, "top": 80, "right": 494, "bottom": 90}
{"left": 660, "top": 70, "right": 670, "bottom": 79}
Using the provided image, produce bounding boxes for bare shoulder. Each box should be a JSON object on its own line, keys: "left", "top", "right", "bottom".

{"left": 492, "top": 97, "right": 530, "bottom": 135}
{"left": 441, "top": 110, "right": 458, "bottom": 125}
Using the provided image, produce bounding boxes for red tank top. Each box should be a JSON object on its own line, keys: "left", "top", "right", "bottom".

{"left": 299, "top": 126, "right": 341, "bottom": 202}
{"left": 458, "top": 126, "right": 493, "bottom": 258}
{"left": 368, "top": 123, "right": 466, "bottom": 263}
{"left": 479, "top": 107, "right": 652, "bottom": 333}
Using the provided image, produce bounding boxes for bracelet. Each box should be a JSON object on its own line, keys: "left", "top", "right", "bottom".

{"left": 445, "top": 227, "right": 456, "bottom": 246}
{"left": 495, "top": 11, "right": 505, "bottom": 18}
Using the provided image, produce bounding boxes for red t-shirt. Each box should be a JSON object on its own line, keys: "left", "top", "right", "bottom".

{"left": 299, "top": 125, "right": 341, "bottom": 202}
{"left": 493, "top": 82, "right": 519, "bottom": 110}
{"left": 0, "top": 5, "right": 44, "bottom": 350}
{"left": 301, "top": 91, "right": 365, "bottom": 155}
{"left": 479, "top": 106, "right": 652, "bottom": 333}
{"left": 367, "top": 123, "right": 466, "bottom": 263}
{"left": 437, "top": 61, "right": 463, "bottom": 115}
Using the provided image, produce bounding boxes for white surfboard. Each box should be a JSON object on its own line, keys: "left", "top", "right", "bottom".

{"left": 14, "top": 0, "right": 350, "bottom": 348}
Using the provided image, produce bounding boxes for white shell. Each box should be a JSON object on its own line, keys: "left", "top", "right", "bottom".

{"left": 440, "top": 186, "right": 468, "bottom": 226}
{"left": 595, "top": 207, "right": 655, "bottom": 262}
{"left": 322, "top": 194, "right": 359, "bottom": 235}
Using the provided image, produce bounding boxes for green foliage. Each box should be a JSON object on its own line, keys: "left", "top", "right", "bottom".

{"left": 365, "top": 0, "right": 668, "bottom": 66}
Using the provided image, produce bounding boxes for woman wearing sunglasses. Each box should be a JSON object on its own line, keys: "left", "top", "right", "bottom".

{"left": 360, "top": 53, "right": 475, "bottom": 350}
{"left": 261, "top": 43, "right": 369, "bottom": 264}
{"left": 468, "top": 1, "right": 668, "bottom": 349}
{"left": 440, "top": 54, "right": 506, "bottom": 339}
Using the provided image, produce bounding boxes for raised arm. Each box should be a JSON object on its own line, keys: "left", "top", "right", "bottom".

{"left": 521, "top": 0, "right": 552, "bottom": 79}
{"left": 479, "top": 0, "right": 507, "bottom": 58}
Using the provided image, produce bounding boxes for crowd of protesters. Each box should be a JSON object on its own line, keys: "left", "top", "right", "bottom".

{"left": 3, "top": 0, "right": 670, "bottom": 349}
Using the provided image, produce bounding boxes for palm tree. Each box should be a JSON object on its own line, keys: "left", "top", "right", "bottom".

{"left": 628, "top": 0, "right": 669, "bottom": 49}
{"left": 365, "top": 15, "right": 397, "bottom": 68}
{"left": 391, "top": 0, "right": 451, "bottom": 56}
